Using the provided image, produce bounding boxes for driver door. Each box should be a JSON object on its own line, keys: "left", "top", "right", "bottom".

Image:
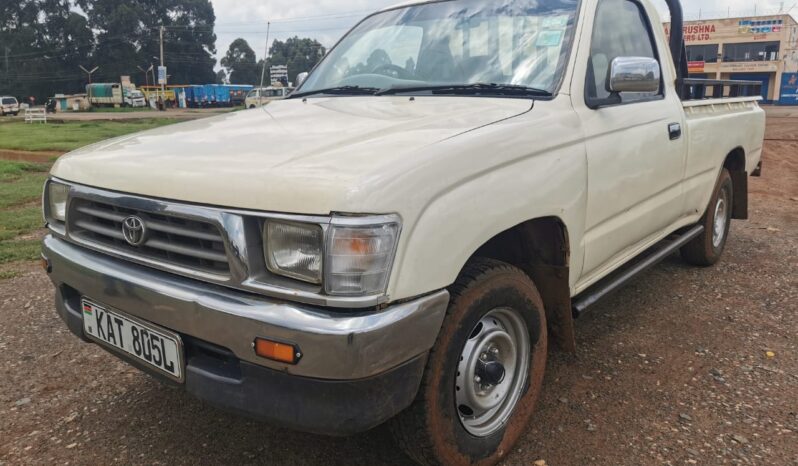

{"left": 573, "top": 0, "right": 687, "bottom": 284}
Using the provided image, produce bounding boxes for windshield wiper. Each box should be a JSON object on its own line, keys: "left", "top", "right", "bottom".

{"left": 290, "top": 86, "right": 381, "bottom": 98}
{"left": 376, "top": 83, "right": 551, "bottom": 97}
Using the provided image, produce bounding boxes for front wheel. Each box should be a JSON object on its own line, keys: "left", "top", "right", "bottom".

{"left": 681, "top": 168, "right": 733, "bottom": 266}
{"left": 391, "top": 258, "right": 547, "bottom": 466}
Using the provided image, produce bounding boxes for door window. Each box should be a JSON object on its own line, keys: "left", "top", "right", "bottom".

{"left": 585, "top": 0, "right": 662, "bottom": 107}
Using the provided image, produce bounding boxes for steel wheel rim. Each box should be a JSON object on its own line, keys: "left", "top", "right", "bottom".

{"left": 455, "top": 307, "right": 530, "bottom": 437}
{"left": 712, "top": 188, "right": 729, "bottom": 248}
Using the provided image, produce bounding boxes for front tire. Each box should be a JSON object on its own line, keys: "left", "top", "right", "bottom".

{"left": 391, "top": 258, "right": 548, "bottom": 466}
{"left": 681, "top": 168, "right": 733, "bottom": 266}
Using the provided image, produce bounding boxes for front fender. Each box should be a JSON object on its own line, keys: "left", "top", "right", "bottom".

{"left": 387, "top": 104, "right": 588, "bottom": 301}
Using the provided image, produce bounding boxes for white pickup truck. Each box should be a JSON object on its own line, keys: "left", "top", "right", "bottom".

{"left": 41, "top": 0, "right": 765, "bottom": 464}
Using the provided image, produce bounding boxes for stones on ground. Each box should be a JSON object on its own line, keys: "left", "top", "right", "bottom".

{"left": 533, "top": 460, "right": 547, "bottom": 466}
{"left": 679, "top": 413, "right": 693, "bottom": 422}
{"left": 15, "top": 397, "right": 31, "bottom": 406}
{"left": 709, "top": 368, "right": 726, "bottom": 383}
{"left": 731, "top": 434, "right": 749, "bottom": 445}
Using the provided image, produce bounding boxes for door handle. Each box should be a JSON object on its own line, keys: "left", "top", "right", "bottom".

{"left": 668, "top": 123, "right": 682, "bottom": 140}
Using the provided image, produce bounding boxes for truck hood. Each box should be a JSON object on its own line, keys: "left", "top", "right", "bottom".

{"left": 51, "top": 96, "right": 532, "bottom": 214}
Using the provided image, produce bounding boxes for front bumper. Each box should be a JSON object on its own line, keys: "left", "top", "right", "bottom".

{"left": 42, "top": 234, "right": 449, "bottom": 434}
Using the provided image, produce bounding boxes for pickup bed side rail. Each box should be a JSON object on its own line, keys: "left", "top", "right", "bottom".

{"left": 681, "top": 79, "right": 764, "bottom": 101}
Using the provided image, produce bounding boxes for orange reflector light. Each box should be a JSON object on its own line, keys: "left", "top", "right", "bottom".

{"left": 40, "top": 256, "right": 51, "bottom": 273}
{"left": 254, "top": 338, "right": 301, "bottom": 364}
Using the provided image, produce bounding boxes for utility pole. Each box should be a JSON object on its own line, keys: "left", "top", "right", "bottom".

{"left": 79, "top": 65, "right": 99, "bottom": 84}
{"left": 259, "top": 22, "right": 271, "bottom": 107}
{"left": 159, "top": 25, "right": 166, "bottom": 110}
{"left": 3, "top": 47, "right": 9, "bottom": 78}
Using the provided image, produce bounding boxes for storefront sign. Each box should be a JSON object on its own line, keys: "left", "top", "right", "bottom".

{"left": 779, "top": 73, "right": 798, "bottom": 105}
{"left": 688, "top": 61, "right": 706, "bottom": 73}
{"left": 665, "top": 17, "right": 785, "bottom": 43}
{"left": 720, "top": 61, "right": 779, "bottom": 73}
{"left": 738, "top": 19, "right": 784, "bottom": 34}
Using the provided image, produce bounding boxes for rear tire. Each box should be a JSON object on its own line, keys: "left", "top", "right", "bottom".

{"left": 390, "top": 258, "right": 547, "bottom": 466}
{"left": 681, "top": 168, "right": 733, "bottom": 266}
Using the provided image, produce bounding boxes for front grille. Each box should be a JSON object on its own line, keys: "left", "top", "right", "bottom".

{"left": 69, "top": 199, "right": 230, "bottom": 276}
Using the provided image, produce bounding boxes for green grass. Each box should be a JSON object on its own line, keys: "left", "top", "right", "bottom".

{"left": 0, "top": 160, "right": 49, "bottom": 269}
{"left": 0, "top": 161, "right": 48, "bottom": 210}
{"left": 0, "top": 270, "right": 20, "bottom": 280}
{"left": 0, "top": 119, "right": 178, "bottom": 152}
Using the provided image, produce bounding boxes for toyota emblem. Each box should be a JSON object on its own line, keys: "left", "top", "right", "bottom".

{"left": 122, "top": 216, "right": 147, "bottom": 246}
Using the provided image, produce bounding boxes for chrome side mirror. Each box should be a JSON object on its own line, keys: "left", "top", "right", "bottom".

{"left": 607, "top": 57, "right": 661, "bottom": 93}
{"left": 296, "top": 72, "right": 309, "bottom": 87}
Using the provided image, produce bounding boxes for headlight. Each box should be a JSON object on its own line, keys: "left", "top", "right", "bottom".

{"left": 263, "top": 216, "right": 400, "bottom": 296}
{"left": 264, "top": 220, "right": 323, "bottom": 284}
{"left": 325, "top": 220, "right": 399, "bottom": 296}
{"left": 47, "top": 181, "right": 69, "bottom": 222}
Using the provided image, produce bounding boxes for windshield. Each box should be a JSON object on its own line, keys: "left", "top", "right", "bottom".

{"left": 2, "top": 98, "right": 16, "bottom": 105}
{"left": 298, "top": 0, "right": 579, "bottom": 97}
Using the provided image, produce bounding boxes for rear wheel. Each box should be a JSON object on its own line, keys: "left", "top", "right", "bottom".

{"left": 681, "top": 168, "right": 733, "bottom": 266}
{"left": 391, "top": 258, "right": 547, "bottom": 466}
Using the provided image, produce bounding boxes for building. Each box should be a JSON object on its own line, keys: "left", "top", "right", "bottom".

{"left": 52, "top": 93, "right": 90, "bottom": 112}
{"left": 270, "top": 65, "right": 288, "bottom": 86}
{"left": 665, "top": 14, "right": 798, "bottom": 104}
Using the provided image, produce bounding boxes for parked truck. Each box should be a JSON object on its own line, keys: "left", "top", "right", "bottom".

{"left": 42, "top": 0, "right": 765, "bottom": 464}
{"left": 86, "top": 83, "right": 146, "bottom": 107}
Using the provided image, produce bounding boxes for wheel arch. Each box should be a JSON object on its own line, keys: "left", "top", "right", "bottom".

{"left": 470, "top": 216, "right": 576, "bottom": 352}
{"left": 724, "top": 147, "right": 748, "bottom": 220}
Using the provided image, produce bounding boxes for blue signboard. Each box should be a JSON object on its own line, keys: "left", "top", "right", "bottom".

{"left": 157, "top": 66, "right": 167, "bottom": 85}
{"left": 779, "top": 73, "right": 798, "bottom": 106}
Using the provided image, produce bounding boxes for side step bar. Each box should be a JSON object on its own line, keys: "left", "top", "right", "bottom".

{"left": 572, "top": 224, "right": 705, "bottom": 318}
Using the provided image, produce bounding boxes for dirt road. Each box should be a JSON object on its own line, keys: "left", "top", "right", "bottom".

{"left": 0, "top": 110, "right": 796, "bottom": 465}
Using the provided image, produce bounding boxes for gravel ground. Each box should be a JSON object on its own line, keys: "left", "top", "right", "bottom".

{"left": 0, "top": 110, "right": 796, "bottom": 465}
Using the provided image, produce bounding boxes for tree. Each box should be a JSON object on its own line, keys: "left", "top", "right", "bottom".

{"left": 220, "top": 38, "right": 258, "bottom": 84}
{"left": 0, "top": 0, "right": 95, "bottom": 100}
{"left": 77, "top": 0, "right": 217, "bottom": 85}
{"left": 215, "top": 69, "right": 227, "bottom": 84}
{"left": 264, "top": 37, "right": 326, "bottom": 85}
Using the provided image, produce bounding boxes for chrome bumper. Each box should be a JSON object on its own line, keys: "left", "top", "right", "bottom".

{"left": 42, "top": 235, "right": 449, "bottom": 380}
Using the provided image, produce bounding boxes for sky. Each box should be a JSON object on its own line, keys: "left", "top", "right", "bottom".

{"left": 208, "top": 0, "right": 797, "bottom": 65}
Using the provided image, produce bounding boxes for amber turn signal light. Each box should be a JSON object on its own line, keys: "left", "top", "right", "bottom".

{"left": 254, "top": 338, "right": 302, "bottom": 364}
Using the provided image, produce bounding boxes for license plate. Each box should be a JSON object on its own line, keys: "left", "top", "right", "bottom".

{"left": 81, "top": 299, "right": 184, "bottom": 382}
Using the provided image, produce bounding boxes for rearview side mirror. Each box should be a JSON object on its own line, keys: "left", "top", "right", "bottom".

{"left": 607, "top": 57, "right": 661, "bottom": 94}
{"left": 296, "top": 72, "right": 309, "bottom": 87}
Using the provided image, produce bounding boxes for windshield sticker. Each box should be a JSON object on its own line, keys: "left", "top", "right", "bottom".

{"left": 536, "top": 30, "right": 563, "bottom": 47}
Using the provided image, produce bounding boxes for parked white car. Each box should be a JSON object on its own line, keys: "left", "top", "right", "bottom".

{"left": 244, "top": 86, "right": 293, "bottom": 108}
{"left": 42, "top": 0, "right": 765, "bottom": 464}
{"left": 0, "top": 96, "right": 20, "bottom": 116}
{"left": 124, "top": 90, "right": 147, "bottom": 108}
